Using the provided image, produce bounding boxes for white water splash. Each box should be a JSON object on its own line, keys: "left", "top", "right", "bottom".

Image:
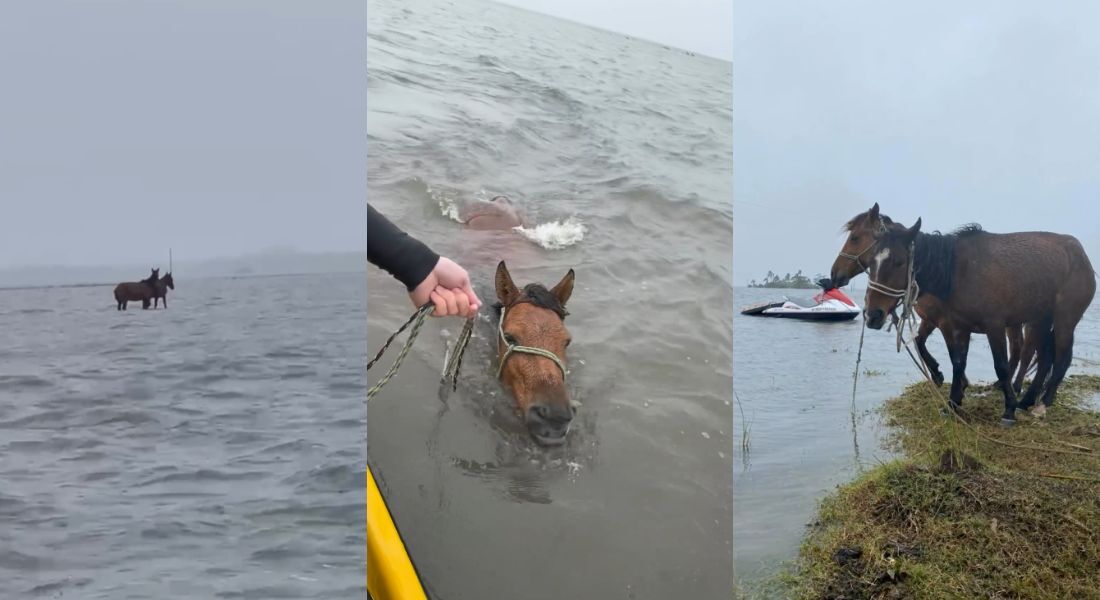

{"left": 514, "top": 217, "right": 587, "bottom": 250}
{"left": 428, "top": 185, "right": 463, "bottom": 223}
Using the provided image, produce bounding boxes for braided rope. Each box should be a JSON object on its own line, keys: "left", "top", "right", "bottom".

{"left": 367, "top": 303, "right": 435, "bottom": 401}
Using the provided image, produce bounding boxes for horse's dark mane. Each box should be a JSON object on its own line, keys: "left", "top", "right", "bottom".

{"left": 885, "top": 226, "right": 977, "bottom": 300}
{"left": 952, "top": 223, "right": 984, "bottom": 236}
{"left": 494, "top": 283, "right": 568, "bottom": 320}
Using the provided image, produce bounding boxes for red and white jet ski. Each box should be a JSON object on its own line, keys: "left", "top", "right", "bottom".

{"left": 741, "top": 287, "right": 861, "bottom": 321}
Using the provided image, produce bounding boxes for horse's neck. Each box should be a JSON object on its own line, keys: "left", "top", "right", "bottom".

{"left": 913, "top": 233, "right": 956, "bottom": 300}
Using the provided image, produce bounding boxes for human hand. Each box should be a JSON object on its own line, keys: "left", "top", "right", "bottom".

{"left": 409, "top": 257, "right": 481, "bottom": 318}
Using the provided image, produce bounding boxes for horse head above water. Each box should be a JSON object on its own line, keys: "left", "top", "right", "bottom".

{"left": 494, "top": 260, "right": 575, "bottom": 446}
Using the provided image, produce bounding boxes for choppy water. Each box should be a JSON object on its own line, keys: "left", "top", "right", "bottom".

{"left": 0, "top": 274, "right": 365, "bottom": 598}
{"left": 732, "top": 285, "right": 1100, "bottom": 591}
{"left": 367, "top": 0, "right": 733, "bottom": 598}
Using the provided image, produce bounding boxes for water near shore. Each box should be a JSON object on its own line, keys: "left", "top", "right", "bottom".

{"left": 733, "top": 285, "right": 1100, "bottom": 591}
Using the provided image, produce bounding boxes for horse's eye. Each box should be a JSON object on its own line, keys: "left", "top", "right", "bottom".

{"left": 503, "top": 333, "right": 517, "bottom": 345}
{"left": 851, "top": 235, "right": 860, "bottom": 243}
{"left": 894, "top": 260, "right": 904, "bottom": 268}
{"left": 565, "top": 339, "right": 572, "bottom": 347}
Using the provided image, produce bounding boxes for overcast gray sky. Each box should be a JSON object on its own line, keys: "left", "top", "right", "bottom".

{"left": 497, "top": 0, "right": 733, "bottom": 60}
{"left": 0, "top": 1, "right": 365, "bottom": 268}
{"left": 733, "top": 1, "right": 1100, "bottom": 286}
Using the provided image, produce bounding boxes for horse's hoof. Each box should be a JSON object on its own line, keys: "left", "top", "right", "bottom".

{"left": 1031, "top": 405, "right": 1047, "bottom": 419}
{"left": 932, "top": 372, "right": 945, "bottom": 387}
{"left": 1000, "top": 418, "right": 1016, "bottom": 428}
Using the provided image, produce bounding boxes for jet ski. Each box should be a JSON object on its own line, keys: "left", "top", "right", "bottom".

{"left": 741, "top": 281, "right": 860, "bottom": 321}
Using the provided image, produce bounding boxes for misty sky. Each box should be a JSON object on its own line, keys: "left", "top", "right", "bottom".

{"left": 497, "top": 0, "right": 733, "bottom": 60}
{"left": 0, "top": 1, "right": 366, "bottom": 268}
{"left": 733, "top": 1, "right": 1100, "bottom": 286}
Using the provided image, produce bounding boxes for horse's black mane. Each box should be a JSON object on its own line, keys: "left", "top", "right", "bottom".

{"left": 952, "top": 223, "right": 984, "bottom": 236}
{"left": 893, "top": 223, "right": 984, "bottom": 299}
{"left": 493, "top": 283, "right": 568, "bottom": 319}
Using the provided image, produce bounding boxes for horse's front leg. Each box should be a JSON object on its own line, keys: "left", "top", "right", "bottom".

{"left": 945, "top": 325, "right": 970, "bottom": 410}
{"left": 914, "top": 318, "right": 943, "bottom": 386}
{"left": 986, "top": 325, "right": 1018, "bottom": 426}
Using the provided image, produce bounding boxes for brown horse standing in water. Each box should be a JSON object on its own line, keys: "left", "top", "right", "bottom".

{"left": 494, "top": 261, "right": 576, "bottom": 446}
{"left": 113, "top": 268, "right": 159, "bottom": 310}
{"left": 849, "top": 209, "right": 1094, "bottom": 425}
{"left": 830, "top": 204, "right": 1035, "bottom": 394}
{"left": 153, "top": 272, "right": 175, "bottom": 308}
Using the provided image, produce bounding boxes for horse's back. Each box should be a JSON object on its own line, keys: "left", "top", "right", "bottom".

{"left": 955, "top": 230, "right": 1093, "bottom": 317}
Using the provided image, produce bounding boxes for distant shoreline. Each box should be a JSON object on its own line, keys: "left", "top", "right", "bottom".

{"left": 0, "top": 269, "right": 365, "bottom": 292}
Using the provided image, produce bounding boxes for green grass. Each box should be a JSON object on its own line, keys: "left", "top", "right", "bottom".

{"left": 786, "top": 375, "right": 1100, "bottom": 599}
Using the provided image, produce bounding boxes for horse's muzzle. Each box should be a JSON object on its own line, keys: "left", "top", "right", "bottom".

{"left": 525, "top": 402, "right": 574, "bottom": 446}
{"left": 865, "top": 308, "right": 886, "bottom": 330}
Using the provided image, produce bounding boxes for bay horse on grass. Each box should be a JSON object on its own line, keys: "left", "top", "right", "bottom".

{"left": 153, "top": 272, "right": 175, "bottom": 308}
{"left": 830, "top": 204, "right": 1036, "bottom": 394}
{"left": 494, "top": 261, "right": 576, "bottom": 446}
{"left": 114, "top": 268, "right": 159, "bottom": 310}
{"left": 853, "top": 210, "right": 1094, "bottom": 425}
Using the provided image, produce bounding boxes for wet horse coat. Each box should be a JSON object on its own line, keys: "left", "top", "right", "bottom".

{"left": 857, "top": 214, "right": 1094, "bottom": 424}
{"left": 113, "top": 268, "right": 159, "bottom": 310}
{"left": 461, "top": 197, "right": 525, "bottom": 230}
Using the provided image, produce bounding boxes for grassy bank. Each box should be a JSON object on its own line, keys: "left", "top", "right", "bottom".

{"left": 789, "top": 375, "right": 1100, "bottom": 599}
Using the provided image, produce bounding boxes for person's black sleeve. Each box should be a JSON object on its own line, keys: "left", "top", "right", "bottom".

{"left": 367, "top": 203, "right": 440, "bottom": 291}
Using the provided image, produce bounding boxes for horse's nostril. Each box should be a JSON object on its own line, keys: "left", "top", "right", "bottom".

{"left": 534, "top": 404, "right": 551, "bottom": 420}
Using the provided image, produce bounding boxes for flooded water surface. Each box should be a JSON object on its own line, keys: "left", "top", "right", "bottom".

{"left": 0, "top": 275, "right": 365, "bottom": 598}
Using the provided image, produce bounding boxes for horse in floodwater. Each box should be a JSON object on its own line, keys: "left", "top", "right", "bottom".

{"left": 461, "top": 196, "right": 526, "bottom": 230}
{"left": 830, "top": 203, "right": 1036, "bottom": 394}
{"left": 113, "top": 268, "right": 159, "bottom": 310}
{"left": 494, "top": 260, "right": 576, "bottom": 445}
{"left": 153, "top": 272, "right": 175, "bottom": 308}
{"left": 851, "top": 209, "right": 1094, "bottom": 425}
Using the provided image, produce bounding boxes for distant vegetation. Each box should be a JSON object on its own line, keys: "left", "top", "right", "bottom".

{"left": 748, "top": 270, "right": 822, "bottom": 289}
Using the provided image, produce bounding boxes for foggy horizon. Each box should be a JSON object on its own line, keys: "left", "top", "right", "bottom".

{"left": 494, "top": 0, "right": 732, "bottom": 60}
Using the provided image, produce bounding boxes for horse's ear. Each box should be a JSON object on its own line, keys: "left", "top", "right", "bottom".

{"left": 550, "top": 269, "right": 575, "bottom": 306}
{"left": 495, "top": 261, "right": 519, "bottom": 305}
{"left": 905, "top": 217, "right": 922, "bottom": 241}
{"left": 869, "top": 202, "right": 880, "bottom": 220}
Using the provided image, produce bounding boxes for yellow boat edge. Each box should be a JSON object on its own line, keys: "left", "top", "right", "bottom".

{"left": 367, "top": 465, "right": 428, "bottom": 600}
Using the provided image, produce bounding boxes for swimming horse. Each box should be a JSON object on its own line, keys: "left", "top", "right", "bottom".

{"left": 493, "top": 261, "right": 577, "bottom": 445}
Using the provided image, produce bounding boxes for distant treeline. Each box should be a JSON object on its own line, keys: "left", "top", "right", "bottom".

{"left": 748, "top": 270, "right": 823, "bottom": 289}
